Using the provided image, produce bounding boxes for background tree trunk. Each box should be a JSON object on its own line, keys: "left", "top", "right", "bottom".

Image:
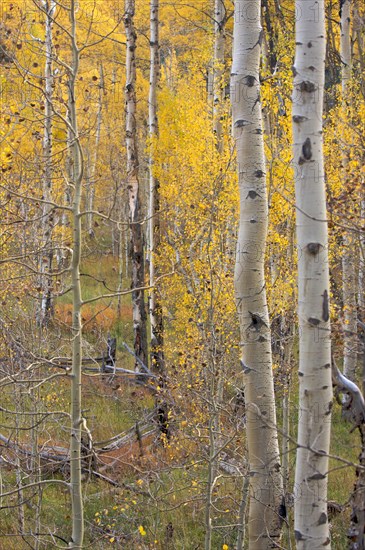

{"left": 68, "top": 1, "right": 84, "bottom": 545}
{"left": 124, "top": 0, "right": 148, "bottom": 372}
{"left": 148, "top": 0, "right": 164, "bottom": 375}
{"left": 86, "top": 63, "right": 104, "bottom": 237}
{"left": 38, "top": 0, "right": 56, "bottom": 326}
{"left": 213, "top": 0, "right": 226, "bottom": 152}
{"left": 341, "top": 0, "right": 358, "bottom": 382}
{"left": 292, "top": 0, "right": 333, "bottom": 547}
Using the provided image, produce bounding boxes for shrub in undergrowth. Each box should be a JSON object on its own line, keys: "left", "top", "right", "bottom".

{"left": 55, "top": 303, "right": 119, "bottom": 334}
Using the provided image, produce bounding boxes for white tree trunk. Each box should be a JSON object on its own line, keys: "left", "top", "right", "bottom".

{"left": 68, "top": 1, "right": 84, "bottom": 545}
{"left": 87, "top": 63, "right": 104, "bottom": 236}
{"left": 341, "top": 0, "right": 357, "bottom": 381}
{"left": 213, "top": 0, "right": 225, "bottom": 151}
{"left": 292, "top": 0, "right": 333, "bottom": 547}
{"left": 38, "top": 0, "right": 56, "bottom": 326}
{"left": 231, "top": 2, "right": 283, "bottom": 547}
{"left": 148, "top": 0, "right": 164, "bottom": 374}
{"left": 124, "top": 0, "right": 148, "bottom": 371}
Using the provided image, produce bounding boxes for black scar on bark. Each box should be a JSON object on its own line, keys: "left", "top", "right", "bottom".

{"left": 234, "top": 119, "right": 250, "bottom": 128}
{"left": 308, "top": 473, "right": 326, "bottom": 480}
{"left": 293, "top": 115, "right": 308, "bottom": 123}
{"left": 300, "top": 81, "right": 316, "bottom": 93}
{"left": 339, "top": 0, "right": 345, "bottom": 17}
{"left": 244, "top": 75, "right": 256, "bottom": 87}
{"left": 292, "top": 66, "right": 298, "bottom": 76}
{"left": 302, "top": 137, "right": 312, "bottom": 160}
{"left": 325, "top": 401, "right": 333, "bottom": 415}
{"left": 318, "top": 512, "right": 327, "bottom": 525}
{"left": 254, "top": 169, "right": 265, "bottom": 178}
{"left": 322, "top": 290, "right": 329, "bottom": 321}
{"left": 240, "top": 359, "right": 252, "bottom": 374}
{"left": 308, "top": 317, "right": 320, "bottom": 326}
{"left": 295, "top": 530, "right": 305, "bottom": 541}
{"left": 249, "top": 312, "right": 267, "bottom": 329}
{"left": 307, "top": 242, "right": 320, "bottom": 254}
{"left": 247, "top": 190, "right": 259, "bottom": 199}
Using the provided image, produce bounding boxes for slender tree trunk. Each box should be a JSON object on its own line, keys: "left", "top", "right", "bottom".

{"left": 148, "top": 0, "right": 164, "bottom": 374}
{"left": 360, "top": 199, "right": 365, "bottom": 397}
{"left": 87, "top": 63, "right": 104, "bottom": 237}
{"left": 348, "top": 425, "right": 365, "bottom": 549}
{"left": 231, "top": 2, "right": 283, "bottom": 547}
{"left": 68, "top": 1, "right": 84, "bottom": 545}
{"left": 353, "top": 4, "right": 365, "bottom": 96}
{"left": 204, "top": 410, "right": 216, "bottom": 550}
{"left": 341, "top": 0, "right": 357, "bottom": 381}
{"left": 14, "top": 384, "right": 25, "bottom": 538}
{"left": 213, "top": 0, "right": 225, "bottom": 151}
{"left": 292, "top": 0, "right": 333, "bottom": 547}
{"left": 38, "top": 0, "right": 56, "bottom": 326}
{"left": 124, "top": 0, "right": 148, "bottom": 373}
{"left": 261, "top": 0, "right": 277, "bottom": 74}
{"left": 236, "top": 473, "right": 250, "bottom": 550}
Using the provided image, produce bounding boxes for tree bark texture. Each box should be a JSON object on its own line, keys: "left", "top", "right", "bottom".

{"left": 213, "top": 0, "right": 226, "bottom": 151}
{"left": 124, "top": 0, "right": 148, "bottom": 372}
{"left": 148, "top": 0, "right": 164, "bottom": 375}
{"left": 340, "top": 0, "right": 357, "bottom": 382}
{"left": 292, "top": 0, "right": 333, "bottom": 547}
{"left": 231, "top": 1, "right": 283, "bottom": 547}
{"left": 68, "top": 1, "right": 84, "bottom": 545}
{"left": 38, "top": 0, "right": 56, "bottom": 326}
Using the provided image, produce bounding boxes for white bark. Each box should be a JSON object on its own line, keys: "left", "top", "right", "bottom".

{"left": 213, "top": 0, "right": 226, "bottom": 151}
{"left": 148, "top": 0, "right": 164, "bottom": 374}
{"left": 124, "top": 0, "right": 148, "bottom": 371}
{"left": 68, "top": 1, "right": 84, "bottom": 546}
{"left": 292, "top": 1, "right": 333, "bottom": 547}
{"left": 231, "top": 2, "right": 283, "bottom": 547}
{"left": 341, "top": 0, "right": 357, "bottom": 381}
{"left": 86, "top": 63, "right": 104, "bottom": 236}
{"left": 39, "top": 0, "right": 56, "bottom": 326}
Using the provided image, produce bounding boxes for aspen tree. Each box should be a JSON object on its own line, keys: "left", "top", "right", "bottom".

{"left": 213, "top": 0, "right": 226, "bottom": 151}
{"left": 148, "top": 0, "right": 164, "bottom": 374}
{"left": 292, "top": 0, "right": 333, "bottom": 546}
{"left": 68, "top": 0, "right": 84, "bottom": 545}
{"left": 38, "top": 0, "right": 56, "bottom": 326}
{"left": 86, "top": 63, "right": 104, "bottom": 237}
{"left": 204, "top": 4, "right": 228, "bottom": 544}
{"left": 124, "top": 0, "right": 148, "bottom": 371}
{"left": 231, "top": 1, "right": 283, "bottom": 547}
{"left": 340, "top": 0, "right": 357, "bottom": 382}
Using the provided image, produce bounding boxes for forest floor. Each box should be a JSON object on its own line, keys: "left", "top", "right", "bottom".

{"left": 0, "top": 255, "right": 361, "bottom": 549}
